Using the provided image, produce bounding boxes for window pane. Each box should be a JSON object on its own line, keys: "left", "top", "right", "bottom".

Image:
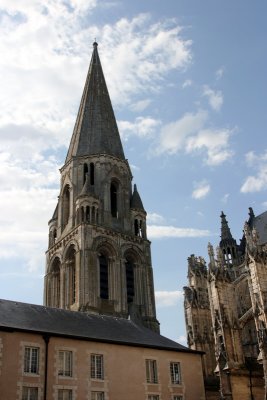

{"left": 145, "top": 360, "right": 158, "bottom": 383}
{"left": 170, "top": 362, "right": 181, "bottom": 384}
{"left": 22, "top": 387, "right": 38, "bottom": 400}
{"left": 24, "top": 347, "right": 39, "bottom": 374}
{"left": 91, "top": 392, "right": 105, "bottom": 400}
{"left": 58, "top": 389, "right": 72, "bottom": 400}
{"left": 91, "top": 354, "right": 104, "bottom": 379}
{"left": 58, "top": 350, "right": 72, "bottom": 377}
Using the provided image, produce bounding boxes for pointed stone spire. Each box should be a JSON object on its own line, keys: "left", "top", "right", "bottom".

{"left": 79, "top": 173, "right": 95, "bottom": 197}
{"left": 219, "top": 211, "right": 238, "bottom": 267}
{"left": 130, "top": 184, "right": 145, "bottom": 211}
{"left": 248, "top": 206, "right": 255, "bottom": 227}
{"left": 220, "top": 211, "right": 233, "bottom": 241}
{"left": 66, "top": 42, "right": 125, "bottom": 163}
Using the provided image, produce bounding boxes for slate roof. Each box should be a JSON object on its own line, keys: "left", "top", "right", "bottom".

{"left": 252, "top": 210, "right": 267, "bottom": 245}
{"left": 130, "top": 184, "right": 145, "bottom": 211}
{"left": 0, "top": 299, "right": 200, "bottom": 354}
{"left": 65, "top": 42, "right": 125, "bottom": 163}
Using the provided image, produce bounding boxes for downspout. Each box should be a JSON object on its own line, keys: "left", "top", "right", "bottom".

{"left": 43, "top": 334, "right": 50, "bottom": 400}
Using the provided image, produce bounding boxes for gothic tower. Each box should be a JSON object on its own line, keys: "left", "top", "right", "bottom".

{"left": 44, "top": 42, "right": 159, "bottom": 333}
{"left": 219, "top": 211, "right": 240, "bottom": 267}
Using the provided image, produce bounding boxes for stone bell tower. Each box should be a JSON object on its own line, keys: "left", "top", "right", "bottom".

{"left": 44, "top": 42, "right": 159, "bottom": 333}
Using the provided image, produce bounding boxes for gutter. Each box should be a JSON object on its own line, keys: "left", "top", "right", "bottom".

{"left": 42, "top": 334, "right": 50, "bottom": 400}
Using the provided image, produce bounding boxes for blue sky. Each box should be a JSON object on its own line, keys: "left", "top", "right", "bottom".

{"left": 0, "top": 0, "right": 267, "bottom": 343}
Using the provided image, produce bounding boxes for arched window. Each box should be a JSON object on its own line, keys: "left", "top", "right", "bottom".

{"left": 86, "top": 206, "right": 90, "bottom": 222}
{"left": 110, "top": 182, "right": 118, "bottom": 218}
{"left": 90, "top": 162, "right": 95, "bottom": 185}
{"left": 125, "top": 259, "right": 135, "bottom": 303}
{"left": 62, "top": 185, "right": 70, "bottom": 229}
{"left": 99, "top": 254, "right": 109, "bottom": 299}
{"left": 83, "top": 163, "right": 88, "bottom": 184}
{"left": 66, "top": 246, "right": 76, "bottom": 306}
{"left": 53, "top": 229, "right": 57, "bottom": 244}
{"left": 134, "top": 219, "right": 139, "bottom": 236}
{"left": 134, "top": 219, "right": 143, "bottom": 237}
{"left": 50, "top": 257, "right": 61, "bottom": 308}
{"left": 227, "top": 247, "right": 232, "bottom": 264}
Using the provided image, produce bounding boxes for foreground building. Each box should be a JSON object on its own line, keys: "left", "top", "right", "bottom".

{"left": 0, "top": 299, "right": 205, "bottom": 400}
{"left": 184, "top": 208, "right": 267, "bottom": 399}
{"left": 0, "top": 43, "right": 206, "bottom": 399}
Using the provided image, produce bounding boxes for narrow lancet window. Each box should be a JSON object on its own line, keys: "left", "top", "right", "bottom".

{"left": 125, "top": 259, "right": 135, "bottom": 303}
{"left": 66, "top": 246, "right": 76, "bottom": 306}
{"left": 110, "top": 183, "right": 118, "bottom": 218}
{"left": 62, "top": 185, "right": 70, "bottom": 229}
{"left": 90, "top": 163, "right": 95, "bottom": 185}
{"left": 83, "top": 163, "right": 88, "bottom": 184}
{"left": 99, "top": 254, "right": 109, "bottom": 299}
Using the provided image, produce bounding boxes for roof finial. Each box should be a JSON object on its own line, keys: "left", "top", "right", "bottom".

{"left": 93, "top": 40, "right": 98, "bottom": 48}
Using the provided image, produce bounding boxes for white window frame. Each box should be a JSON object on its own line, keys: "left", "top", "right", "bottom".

{"left": 24, "top": 347, "right": 39, "bottom": 375}
{"left": 22, "top": 387, "right": 38, "bottom": 400}
{"left": 58, "top": 350, "right": 73, "bottom": 377}
{"left": 145, "top": 359, "right": 158, "bottom": 384}
{"left": 147, "top": 395, "right": 160, "bottom": 400}
{"left": 58, "top": 389, "right": 72, "bottom": 400}
{"left": 91, "top": 354, "right": 104, "bottom": 380}
{"left": 170, "top": 362, "right": 181, "bottom": 384}
{"left": 91, "top": 391, "right": 105, "bottom": 400}
{"left": 173, "top": 396, "right": 183, "bottom": 400}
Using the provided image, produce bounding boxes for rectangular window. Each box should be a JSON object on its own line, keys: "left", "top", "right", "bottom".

{"left": 170, "top": 362, "right": 181, "bottom": 384}
{"left": 58, "top": 389, "right": 72, "bottom": 400}
{"left": 91, "top": 354, "right": 104, "bottom": 380}
{"left": 58, "top": 350, "right": 73, "bottom": 377}
{"left": 22, "top": 387, "right": 38, "bottom": 400}
{"left": 146, "top": 359, "right": 158, "bottom": 384}
{"left": 24, "top": 347, "right": 39, "bottom": 374}
{"left": 91, "top": 392, "right": 105, "bottom": 400}
{"left": 147, "top": 396, "right": 159, "bottom": 400}
{"left": 173, "top": 396, "right": 183, "bottom": 400}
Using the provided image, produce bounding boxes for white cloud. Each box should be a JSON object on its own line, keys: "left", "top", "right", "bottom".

{"left": 154, "top": 110, "right": 234, "bottom": 165}
{"left": 0, "top": 9, "right": 192, "bottom": 147}
{"left": 221, "top": 193, "right": 229, "bottom": 203}
{"left": 241, "top": 150, "right": 267, "bottom": 193}
{"left": 241, "top": 167, "right": 267, "bottom": 193}
{"left": 0, "top": 187, "right": 58, "bottom": 271}
{"left": 100, "top": 15, "right": 192, "bottom": 106}
{"left": 147, "top": 212, "right": 165, "bottom": 224}
{"left": 216, "top": 67, "right": 225, "bottom": 80}
{"left": 147, "top": 225, "right": 210, "bottom": 239}
{"left": 118, "top": 117, "right": 161, "bottom": 140}
{"left": 186, "top": 128, "right": 234, "bottom": 166}
{"left": 130, "top": 99, "right": 152, "bottom": 112}
{"left": 155, "top": 290, "right": 183, "bottom": 307}
{"left": 192, "top": 180, "right": 210, "bottom": 199}
{"left": 202, "top": 85, "right": 223, "bottom": 111}
{"left": 155, "top": 110, "right": 208, "bottom": 155}
{"left": 182, "top": 79, "right": 192, "bottom": 88}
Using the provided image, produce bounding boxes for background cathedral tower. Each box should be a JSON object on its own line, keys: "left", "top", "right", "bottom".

{"left": 44, "top": 42, "right": 159, "bottom": 333}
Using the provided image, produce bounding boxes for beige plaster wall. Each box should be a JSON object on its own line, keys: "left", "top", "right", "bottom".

{"left": 0, "top": 330, "right": 205, "bottom": 400}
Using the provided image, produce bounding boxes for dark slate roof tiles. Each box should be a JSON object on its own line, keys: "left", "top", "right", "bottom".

{"left": 0, "top": 299, "right": 199, "bottom": 353}
{"left": 65, "top": 42, "right": 125, "bottom": 163}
